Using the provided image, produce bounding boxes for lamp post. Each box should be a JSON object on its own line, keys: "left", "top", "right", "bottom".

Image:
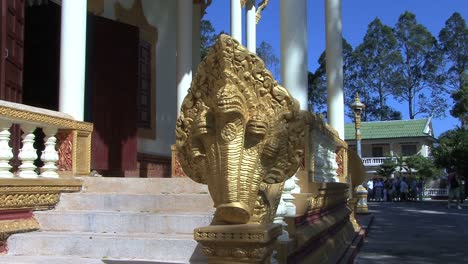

{"left": 351, "top": 93, "right": 365, "bottom": 159}
{"left": 351, "top": 93, "right": 369, "bottom": 214}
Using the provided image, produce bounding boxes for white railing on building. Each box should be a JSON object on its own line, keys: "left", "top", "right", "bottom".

{"left": 362, "top": 157, "right": 390, "bottom": 167}
{"left": 424, "top": 188, "right": 448, "bottom": 198}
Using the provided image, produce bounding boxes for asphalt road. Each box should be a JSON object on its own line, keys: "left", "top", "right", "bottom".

{"left": 355, "top": 200, "right": 468, "bottom": 264}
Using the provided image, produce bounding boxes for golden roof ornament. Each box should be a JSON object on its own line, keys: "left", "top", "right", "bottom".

{"left": 256, "top": 0, "right": 270, "bottom": 24}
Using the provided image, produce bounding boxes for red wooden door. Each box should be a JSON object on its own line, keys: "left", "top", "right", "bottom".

{"left": 88, "top": 15, "right": 139, "bottom": 174}
{"left": 1, "top": 0, "right": 24, "bottom": 102}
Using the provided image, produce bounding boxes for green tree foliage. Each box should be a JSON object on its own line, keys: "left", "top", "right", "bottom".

{"left": 392, "top": 11, "right": 446, "bottom": 119}
{"left": 351, "top": 18, "right": 403, "bottom": 121}
{"left": 403, "top": 155, "right": 438, "bottom": 179}
{"left": 438, "top": 12, "right": 468, "bottom": 93}
{"left": 376, "top": 157, "right": 397, "bottom": 178}
{"left": 201, "top": 20, "right": 217, "bottom": 59}
{"left": 433, "top": 128, "right": 468, "bottom": 176}
{"left": 308, "top": 38, "right": 353, "bottom": 115}
{"left": 256, "top": 41, "right": 280, "bottom": 80}
{"left": 450, "top": 72, "right": 468, "bottom": 127}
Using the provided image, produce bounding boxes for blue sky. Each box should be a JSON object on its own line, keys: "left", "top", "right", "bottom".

{"left": 205, "top": 0, "right": 467, "bottom": 137}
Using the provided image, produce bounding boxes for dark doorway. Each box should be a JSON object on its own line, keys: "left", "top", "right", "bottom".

{"left": 87, "top": 15, "right": 139, "bottom": 175}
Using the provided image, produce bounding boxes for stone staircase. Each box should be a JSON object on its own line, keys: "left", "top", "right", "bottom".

{"left": 0, "top": 177, "right": 214, "bottom": 264}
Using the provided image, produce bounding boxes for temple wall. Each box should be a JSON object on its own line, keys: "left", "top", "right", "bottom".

{"left": 102, "top": 0, "right": 177, "bottom": 158}
{"left": 306, "top": 113, "right": 348, "bottom": 185}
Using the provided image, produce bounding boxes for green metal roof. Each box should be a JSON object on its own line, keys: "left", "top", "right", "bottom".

{"left": 344, "top": 118, "right": 431, "bottom": 140}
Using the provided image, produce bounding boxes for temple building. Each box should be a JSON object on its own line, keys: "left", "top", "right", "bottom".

{"left": 0, "top": 0, "right": 367, "bottom": 263}
{"left": 345, "top": 118, "right": 436, "bottom": 178}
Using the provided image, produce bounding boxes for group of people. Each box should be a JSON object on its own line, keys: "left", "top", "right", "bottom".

{"left": 366, "top": 177, "right": 424, "bottom": 202}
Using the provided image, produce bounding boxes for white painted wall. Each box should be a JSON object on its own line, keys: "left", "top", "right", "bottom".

{"left": 102, "top": 0, "right": 177, "bottom": 157}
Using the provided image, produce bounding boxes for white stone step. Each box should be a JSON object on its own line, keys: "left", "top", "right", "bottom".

{"left": 80, "top": 177, "right": 209, "bottom": 194}
{"left": 55, "top": 193, "right": 214, "bottom": 212}
{"left": 35, "top": 211, "right": 213, "bottom": 234}
{"left": 6, "top": 232, "right": 206, "bottom": 263}
{"left": 0, "top": 256, "right": 187, "bottom": 263}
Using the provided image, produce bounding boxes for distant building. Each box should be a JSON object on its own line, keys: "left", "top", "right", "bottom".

{"left": 345, "top": 118, "right": 436, "bottom": 178}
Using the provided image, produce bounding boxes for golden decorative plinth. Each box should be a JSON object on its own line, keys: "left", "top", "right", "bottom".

{"left": 0, "top": 218, "right": 39, "bottom": 241}
{"left": 355, "top": 185, "right": 369, "bottom": 214}
{"left": 194, "top": 223, "right": 282, "bottom": 264}
{"left": 0, "top": 179, "right": 82, "bottom": 210}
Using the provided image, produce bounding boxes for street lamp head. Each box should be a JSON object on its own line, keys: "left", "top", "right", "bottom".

{"left": 351, "top": 92, "right": 365, "bottom": 116}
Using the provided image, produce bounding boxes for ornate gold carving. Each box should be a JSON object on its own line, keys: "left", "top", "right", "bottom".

{"left": 0, "top": 179, "right": 81, "bottom": 210}
{"left": 195, "top": 224, "right": 281, "bottom": 263}
{"left": 0, "top": 193, "right": 58, "bottom": 209}
{"left": 115, "top": 0, "right": 158, "bottom": 140}
{"left": 307, "top": 183, "right": 349, "bottom": 212}
{"left": 176, "top": 34, "right": 306, "bottom": 225}
{"left": 0, "top": 105, "right": 93, "bottom": 132}
{"left": 336, "top": 147, "right": 345, "bottom": 178}
{"left": 0, "top": 218, "right": 39, "bottom": 241}
{"left": 57, "top": 130, "right": 73, "bottom": 171}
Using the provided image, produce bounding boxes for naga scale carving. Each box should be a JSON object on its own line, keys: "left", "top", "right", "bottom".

{"left": 176, "top": 34, "right": 306, "bottom": 227}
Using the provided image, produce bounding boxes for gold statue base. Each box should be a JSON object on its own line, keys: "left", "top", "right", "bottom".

{"left": 356, "top": 205, "right": 369, "bottom": 214}
{"left": 194, "top": 223, "right": 282, "bottom": 264}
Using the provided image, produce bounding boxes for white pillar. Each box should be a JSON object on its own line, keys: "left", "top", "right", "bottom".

{"left": 325, "top": 0, "right": 345, "bottom": 139}
{"left": 280, "top": 0, "right": 308, "bottom": 110}
{"left": 0, "top": 121, "right": 13, "bottom": 178}
{"left": 18, "top": 124, "right": 38, "bottom": 178}
{"left": 246, "top": 0, "right": 256, "bottom": 53}
{"left": 59, "top": 0, "right": 87, "bottom": 121}
{"left": 40, "top": 127, "right": 59, "bottom": 178}
{"left": 177, "top": 0, "right": 193, "bottom": 116}
{"left": 230, "top": 0, "right": 242, "bottom": 42}
{"left": 192, "top": 3, "right": 202, "bottom": 72}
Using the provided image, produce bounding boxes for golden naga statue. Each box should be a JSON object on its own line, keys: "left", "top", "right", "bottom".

{"left": 176, "top": 34, "right": 305, "bottom": 225}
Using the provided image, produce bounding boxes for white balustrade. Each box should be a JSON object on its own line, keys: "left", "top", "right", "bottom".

{"left": 424, "top": 188, "right": 448, "bottom": 198}
{"left": 18, "top": 124, "right": 39, "bottom": 178}
{"left": 0, "top": 121, "right": 13, "bottom": 178}
{"left": 40, "top": 127, "right": 59, "bottom": 178}
{"left": 282, "top": 176, "right": 297, "bottom": 216}
{"left": 0, "top": 99, "right": 93, "bottom": 179}
{"left": 290, "top": 174, "right": 301, "bottom": 194}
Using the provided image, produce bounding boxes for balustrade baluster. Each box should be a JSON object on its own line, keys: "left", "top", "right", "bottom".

{"left": 18, "top": 124, "right": 38, "bottom": 178}
{"left": 0, "top": 121, "right": 13, "bottom": 178}
{"left": 40, "top": 127, "right": 59, "bottom": 178}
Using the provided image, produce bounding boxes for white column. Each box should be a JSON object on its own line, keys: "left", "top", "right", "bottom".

{"left": 246, "top": 0, "right": 256, "bottom": 53}
{"left": 192, "top": 2, "right": 202, "bottom": 72}
{"left": 0, "top": 121, "right": 13, "bottom": 178}
{"left": 280, "top": 0, "right": 308, "bottom": 110}
{"left": 177, "top": 0, "right": 193, "bottom": 116}
{"left": 59, "top": 0, "right": 87, "bottom": 121}
{"left": 325, "top": 0, "right": 345, "bottom": 139}
{"left": 230, "top": 0, "right": 242, "bottom": 42}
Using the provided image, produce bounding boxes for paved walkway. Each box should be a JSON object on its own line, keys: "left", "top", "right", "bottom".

{"left": 355, "top": 200, "right": 468, "bottom": 264}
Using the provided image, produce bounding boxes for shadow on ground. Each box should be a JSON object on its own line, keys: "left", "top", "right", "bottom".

{"left": 355, "top": 200, "right": 468, "bottom": 264}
